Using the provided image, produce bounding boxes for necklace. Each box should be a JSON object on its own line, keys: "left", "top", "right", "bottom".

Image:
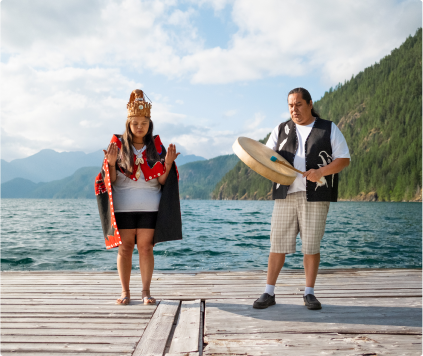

{"left": 133, "top": 145, "right": 146, "bottom": 179}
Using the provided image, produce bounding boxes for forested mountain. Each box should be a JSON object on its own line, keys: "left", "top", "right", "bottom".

{"left": 212, "top": 136, "right": 273, "bottom": 200}
{"left": 179, "top": 155, "right": 239, "bottom": 199}
{"left": 213, "top": 29, "right": 422, "bottom": 202}
{"left": 1, "top": 167, "right": 99, "bottom": 199}
{"left": 1, "top": 149, "right": 104, "bottom": 183}
{"left": 1, "top": 155, "right": 237, "bottom": 200}
{"left": 1, "top": 149, "right": 204, "bottom": 184}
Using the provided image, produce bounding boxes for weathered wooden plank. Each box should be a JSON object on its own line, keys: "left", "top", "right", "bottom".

{"left": 0, "top": 305, "right": 157, "bottom": 313}
{"left": 1, "top": 317, "right": 148, "bottom": 323}
{"left": 1, "top": 312, "right": 151, "bottom": 318}
{"left": 1, "top": 328, "right": 143, "bottom": 337}
{"left": 169, "top": 299, "right": 201, "bottom": 354}
{"left": 1, "top": 322, "right": 147, "bottom": 329}
{"left": 1, "top": 335, "right": 140, "bottom": 343}
{"left": 133, "top": 300, "right": 180, "bottom": 356}
{"left": 204, "top": 297, "right": 422, "bottom": 335}
{"left": 203, "top": 333, "right": 422, "bottom": 356}
{"left": 1, "top": 353, "right": 132, "bottom": 356}
{"left": 0, "top": 343, "right": 135, "bottom": 353}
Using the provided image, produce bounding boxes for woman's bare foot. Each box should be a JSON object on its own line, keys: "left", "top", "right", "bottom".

{"left": 142, "top": 289, "right": 156, "bottom": 305}
{"left": 116, "top": 290, "right": 130, "bottom": 305}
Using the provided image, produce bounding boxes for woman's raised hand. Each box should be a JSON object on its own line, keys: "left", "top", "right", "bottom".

{"left": 165, "top": 144, "right": 180, "bottom": 166}
{"left": 103, "top": 142, "right": 118, "bottom": 167}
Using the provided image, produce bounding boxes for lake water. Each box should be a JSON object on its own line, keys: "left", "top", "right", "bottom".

{"left": 1, "top": 199, "right": 421, "bottom": 271}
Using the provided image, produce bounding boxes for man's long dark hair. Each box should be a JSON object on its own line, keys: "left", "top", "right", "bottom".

{"left": 118, "top": 117, "right": 160, "bottom": 176}
{"left": 288, "top": 87, "right": 320, "bottom": 118}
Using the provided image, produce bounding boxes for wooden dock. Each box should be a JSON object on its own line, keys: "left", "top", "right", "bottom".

{"left": 1, "top": 269, "right": 421, "bottom": 355}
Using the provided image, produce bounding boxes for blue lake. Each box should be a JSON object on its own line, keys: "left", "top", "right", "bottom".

{"left": 1, "top": 199, "right": 421, "bottom": 271}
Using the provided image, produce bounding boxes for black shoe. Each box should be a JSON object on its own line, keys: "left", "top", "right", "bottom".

{"left": 253, "top": 293, "right": 276, "bottom": 309}
{"left": 303, "top": 294, "right": 322, "bottom": 310}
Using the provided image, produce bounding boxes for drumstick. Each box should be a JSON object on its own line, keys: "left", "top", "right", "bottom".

{"left": 270, "top": 156, "right": 304, "bottom": 174}
{"left": 270, "top": 156, "right": 326, "bottom": 185}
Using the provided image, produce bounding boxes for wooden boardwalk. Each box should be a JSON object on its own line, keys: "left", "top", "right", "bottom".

{"left": 1, "top": 269, "right": 421, "bottom": 355}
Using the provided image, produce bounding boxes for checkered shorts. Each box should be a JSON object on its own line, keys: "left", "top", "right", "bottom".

{"left": 270, "top": 191, "right": 330, "bottom": 255}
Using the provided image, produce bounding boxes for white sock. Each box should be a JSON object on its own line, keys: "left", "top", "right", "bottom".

{"left": 265, "top": 284, "right": 275, "bottom": 296}
{"left": 304, "top": 287, "right": 314, "bottom": 296}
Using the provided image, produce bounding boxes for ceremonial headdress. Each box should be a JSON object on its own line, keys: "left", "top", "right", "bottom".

{"left": 127, "top": 89, "right": 152, "bottom": 118}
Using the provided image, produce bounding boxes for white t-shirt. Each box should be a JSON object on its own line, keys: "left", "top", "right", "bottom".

{"left": 266, "top": 120, "right": 351, "bottom": 194}
{"left": 112, "top": 170, "right": 162, "bottom": 212}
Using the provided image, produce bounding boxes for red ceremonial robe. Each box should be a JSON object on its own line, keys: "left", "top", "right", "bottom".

{"left": 95, "top": 135, "right": 182, "bottom": 249}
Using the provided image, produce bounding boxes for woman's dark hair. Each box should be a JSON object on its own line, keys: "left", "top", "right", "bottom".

{"left": 288, "top": 87, "right": 320, "bottom": 118}
{"left": 118, "top": 117, "right": 160, "bottom": 176}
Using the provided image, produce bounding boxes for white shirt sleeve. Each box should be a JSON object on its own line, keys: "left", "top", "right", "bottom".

{"left": 330, "top": 122, "right": 351, "bottom": 160}
{"left": 266, "top": 125, "right": 280, "bottom": 152}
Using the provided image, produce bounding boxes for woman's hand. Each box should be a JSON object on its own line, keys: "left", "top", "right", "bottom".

{"left": 103, "top": 142, "right": 118, "bottom": 167}
{"left": 164, "top": 144, "right": 180, "bottom": 167}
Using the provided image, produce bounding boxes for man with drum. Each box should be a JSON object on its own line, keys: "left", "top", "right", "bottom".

{"left": 253, "top": 87, "right": 350, "bottom": 310}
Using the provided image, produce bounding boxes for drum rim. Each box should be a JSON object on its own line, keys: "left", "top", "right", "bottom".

{"left": 233, "top": 137, "right": 296, "bottom": 186}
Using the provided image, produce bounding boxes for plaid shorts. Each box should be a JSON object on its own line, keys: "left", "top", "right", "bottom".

{"left": 270, "top": 191, "right": 330, "bottom": 255}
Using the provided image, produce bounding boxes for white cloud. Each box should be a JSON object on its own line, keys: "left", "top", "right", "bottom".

{"left": 224, "top": 109, "right": 237, "bottom": 117}
{"left": 1, "top": 0, "right": 421, "bottom": 160}
{"left": 184, "top": 0, "right": 422, "bottom": 84}
{"left": 246, "top": 113, "right": 265, "bottom": 130}
{"left": 3, "top": 0, "right": 420, "bottom": 85}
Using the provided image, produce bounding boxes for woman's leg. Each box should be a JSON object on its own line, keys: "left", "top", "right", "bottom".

{"left": 136, "top": 228, "right": 155, "bottom": 301}
{"left": 116, "top": 228, "right": 136, "bottom": 303}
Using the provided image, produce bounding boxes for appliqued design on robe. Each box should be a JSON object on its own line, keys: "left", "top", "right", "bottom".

{"left": 94, "top": 161, "right": 121, "bottom": 249}
{"left": 109, "top": 135, "right": 169, "bottom": 182}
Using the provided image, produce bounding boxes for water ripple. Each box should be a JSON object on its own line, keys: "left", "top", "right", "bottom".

{"left": 1, "top": 199, "right": 421, "bottom": 271}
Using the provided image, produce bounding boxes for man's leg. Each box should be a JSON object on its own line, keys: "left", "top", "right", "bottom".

{"left": 253, "top": 197, "right": 298, "bottom": 309}
{"left": 304, "top": 253, "right": 320, "bottom": 288}
{"left": 267, "top": 252, "right": 286, "bottom": 285}
{"left": 298, "top": 194, "right": 329, "bottom": 310}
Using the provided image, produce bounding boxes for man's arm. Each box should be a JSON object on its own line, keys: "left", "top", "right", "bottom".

{"left": 303, "top": 158, "right": 350, "bottom": 183}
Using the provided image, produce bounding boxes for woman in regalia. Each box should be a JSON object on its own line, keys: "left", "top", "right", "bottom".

{"left": 95, "top": 89, "right": 182, "bottom": 305}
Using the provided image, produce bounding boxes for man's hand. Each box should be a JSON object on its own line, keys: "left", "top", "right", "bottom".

{"left": 303, "top": 168, "right": 323, "bottom": 183}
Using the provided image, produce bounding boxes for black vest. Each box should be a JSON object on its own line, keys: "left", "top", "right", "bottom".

{"left": 272, "top": 117, "right": 338, "bottom": 202}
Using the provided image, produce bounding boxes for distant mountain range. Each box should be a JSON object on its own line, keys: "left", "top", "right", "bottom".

{"left": 1, "top": 153, "right": 235, "bottom": 200}
{"left": 2, "top": 167, "right": 100, "bottom": 199}
{"left": 1, "top": 149, "right": 104, "bottom": 184}
{"left": 1, "top": 149, "right": 205, "bottom": 184}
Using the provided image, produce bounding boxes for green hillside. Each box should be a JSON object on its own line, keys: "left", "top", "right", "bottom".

{"left": 178, "top": 155, "right": 239, "bottom": 199}
{"left": 213, "top": 29, "right": 422, "bottom": 202}
{"left": 212, "top": 136, "right": 272, "bottom": 200}
{"left": 1, "top": 167, "right": 100, "bottom": 199}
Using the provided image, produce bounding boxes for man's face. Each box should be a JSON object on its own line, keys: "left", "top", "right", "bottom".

{"left": 288, "top": 93, "right": 314, "bottom": 126}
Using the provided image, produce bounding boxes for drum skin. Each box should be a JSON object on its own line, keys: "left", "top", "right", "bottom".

{"left": 232, "top": 137, "right": 296, "bottom": 185}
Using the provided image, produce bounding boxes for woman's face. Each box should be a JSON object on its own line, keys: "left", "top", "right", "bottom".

{"left": 129, "top": 116, "right": 150, "bottom": 141}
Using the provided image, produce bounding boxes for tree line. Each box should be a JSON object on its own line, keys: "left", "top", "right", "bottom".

{"left": 213, "top": 28, "right": 422, "bottom": 202}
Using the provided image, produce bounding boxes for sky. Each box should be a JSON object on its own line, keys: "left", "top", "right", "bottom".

{"left": 1, "top": 0, "right": 421, "bottom": 161}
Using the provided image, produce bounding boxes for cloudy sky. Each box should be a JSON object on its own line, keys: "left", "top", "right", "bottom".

{"left": 1, "top": 0, "right": 421, "bottom": 161}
